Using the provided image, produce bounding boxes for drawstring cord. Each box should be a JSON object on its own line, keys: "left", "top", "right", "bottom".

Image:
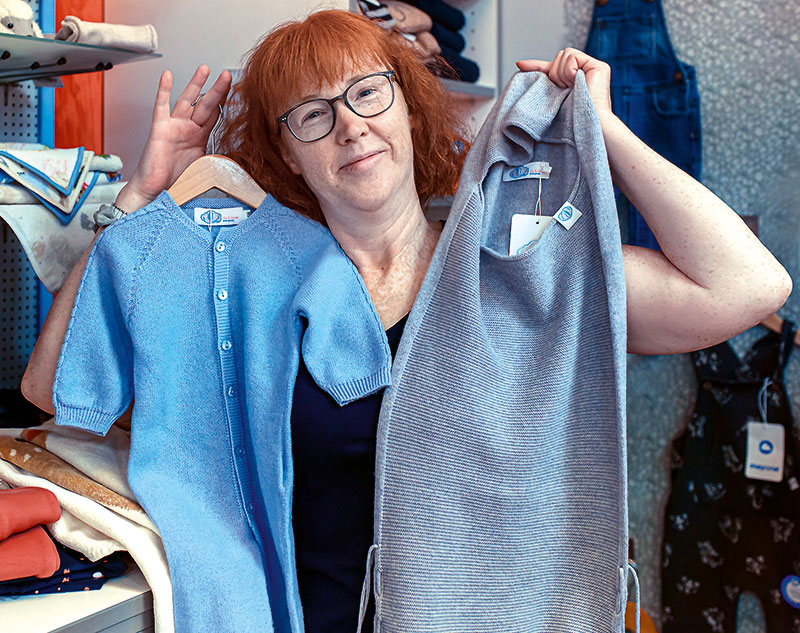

{"left": 356, "top": 544, "right": 378, "bottom": 633}
{"left": 627, "top": 562, "right": 641, "bottom": 633}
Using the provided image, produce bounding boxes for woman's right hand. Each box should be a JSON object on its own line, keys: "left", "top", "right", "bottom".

{"left": 115, "top": 65, "right": 233, "bottom": 213}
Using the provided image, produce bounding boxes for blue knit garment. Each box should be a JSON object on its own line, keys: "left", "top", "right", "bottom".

{"left": 52, "top": 192, "right": 393, "bottom": 633}
{"left": 364, "top": 71, "right": 629, "bottom": 632}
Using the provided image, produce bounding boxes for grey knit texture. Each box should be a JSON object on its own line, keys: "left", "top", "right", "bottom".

{"left": 371, "top": 71, "right": 629, "bottom": 632}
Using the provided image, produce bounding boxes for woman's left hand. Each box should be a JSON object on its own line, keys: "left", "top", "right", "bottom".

{"left": 516, "top": 49, "right": 612, "bottom": 118}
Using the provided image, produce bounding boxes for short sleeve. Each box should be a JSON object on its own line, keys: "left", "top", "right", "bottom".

{"left": 292, "top": 242, "right": 392, "bottom": 406}
{"left": 52, "top": 230, "right": 134, "bottom": 436}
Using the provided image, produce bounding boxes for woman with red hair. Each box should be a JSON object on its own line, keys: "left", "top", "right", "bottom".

{"left": 24, "top": 8, "right": 790, "bottom": 632}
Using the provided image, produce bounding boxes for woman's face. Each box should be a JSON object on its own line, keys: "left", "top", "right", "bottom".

{"left": 278, "top": 62, "right": 418, "bottom": 217}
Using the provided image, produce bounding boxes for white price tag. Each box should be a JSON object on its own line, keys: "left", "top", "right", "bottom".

{"left": 745, "top": 422, "right": 785, "bottom": 482}
{"left": 194, "top": 207, "right": 248, "bottom": 226}
{"left": 510, "top": 214, "right": 553, "bottom": 255}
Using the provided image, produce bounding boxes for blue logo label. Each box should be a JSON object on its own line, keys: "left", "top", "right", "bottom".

{"left": 200, "top": 209, "right": 222, "bottom": 225}
{"left": 781, "top": 575, "right": 800, "bottom": 608}
{"left": 509, "top": 166, "right": 529, "bottom": 179}
{"left": 759, "top": 440, "right": 774, "bottom": 455}
{"left": 558, "top": 205, "right": 573, "bottom": 221}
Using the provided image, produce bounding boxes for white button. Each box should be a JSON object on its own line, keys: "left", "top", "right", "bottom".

{"left": 217, "top": 289, "right": 228, "bottom": 301}
{"left": 215, "top": 241, "right": 226, "bottom": 252}
{"left": 227, "top": 386, "right": 235, "bottom": 397}
{"left": 237, "top": 448, "right": 244, "bottom": 456}
{"left": 221, "top": 340, "right": 232, "bottom": 351}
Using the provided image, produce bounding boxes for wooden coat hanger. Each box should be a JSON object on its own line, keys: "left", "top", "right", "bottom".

{"left": 168, "top": 101, "right": 267, "bottom": 209}
{"left": 760, "top": 313, "right": 800, "bottom": 348}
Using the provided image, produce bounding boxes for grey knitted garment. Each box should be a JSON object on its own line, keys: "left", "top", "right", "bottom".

{"left": 366, "top": 71, "right": 629, "bottom": 632}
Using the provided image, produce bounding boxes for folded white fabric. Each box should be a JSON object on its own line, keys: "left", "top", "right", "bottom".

{"left": 55, "top": 16, "right": 158, "bottom": 53}
{"left": 0, "top": 180, "right": 126, "bottom": 292}
{"left": 0, "top": 180, "right": 124, "bottom": 205}
{"left": 0, "top": 459, "right": 174, "bottom": 633}
{"left": 49, "top": 505, "right": 126, "bottom": 562}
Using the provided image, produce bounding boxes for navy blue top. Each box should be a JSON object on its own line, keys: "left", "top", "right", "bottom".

{"left": 291, "top": 315, "right": 408, "bottom": 633}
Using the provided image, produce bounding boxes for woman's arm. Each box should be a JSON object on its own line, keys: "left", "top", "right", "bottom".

{"left": 517, "top": 50, "right": 792, "bottom": 355}
{"left": 21, "top": 65, "right": 232, "bottom": 413}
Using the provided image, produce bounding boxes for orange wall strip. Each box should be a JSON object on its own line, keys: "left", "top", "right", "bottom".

{"left": 54, "top": 0, "right": 104, "bottom": 153}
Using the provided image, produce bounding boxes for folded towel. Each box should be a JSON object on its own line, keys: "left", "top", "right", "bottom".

{"left": 407, "top": 0, "right": 465, "bottom": 31}
{"left": 0, "top": 177, "right": 121, "bottom": 205}
{"left": 22, "top": 420, "right": 136, "bottom": 502}
{"left": 384, "top": 1, "right": 432, "bottom": 33}
{"left": 0, "top": 537, "right": 128, "bottom": 596}
{"left": 0, "top": 437, "right": 158, "bottom": 534}
{"left": 55, "top": 16, "right": 157, "bottom": 54}
{"left": 0, "top": 459, "right": 174, "bottom": 633}
{"left": 430, "top": 21, "right": 465, "bottom": 54}
{"left": 0, "top": 487, "right": 61, "bottom": 540}
{"left": 0, "top": 525, "right": 60, "bottom": 582}
{"left": 0, "top": 181, "right": 127, "bottom": 293}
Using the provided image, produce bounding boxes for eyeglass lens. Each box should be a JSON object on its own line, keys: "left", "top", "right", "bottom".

{"left": 287, "top": 74, "right": 394, "bottom": 142}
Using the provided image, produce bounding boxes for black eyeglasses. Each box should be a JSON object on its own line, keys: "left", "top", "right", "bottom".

{"left": 277, "top": 70, "right": 397, "bottom": 143}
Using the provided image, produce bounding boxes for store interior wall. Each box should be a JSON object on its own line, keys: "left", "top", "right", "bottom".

{"left": 103, "top": 0, "right": 348, "bottom": 178}
{"left": 100, "top": 1, "right": 798, "bottom": 631}
{"left": 501, "top": 2, "right": 800, "bottom": 631}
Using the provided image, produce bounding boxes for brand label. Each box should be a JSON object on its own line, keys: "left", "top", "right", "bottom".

{"left": 554, "top": 202, "right": 582, "bottom": 230}
{"left": 781, "top": 575, "right": 800, "bottom": 608}
{"left": 745, "top": 421, "right": 785, "bottom": 482}
{"left": 194, "top": 207, "right": 248, "bottom": 226}
{"left": 503, "top": 161, "right": 552, "bottom": 182}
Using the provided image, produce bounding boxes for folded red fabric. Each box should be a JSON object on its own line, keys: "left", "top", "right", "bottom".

{"left": 0, "top": 525, "right": 60, "bottom": 581}
{"left": 0, "top": 487, "right": 61, "bottom": 541}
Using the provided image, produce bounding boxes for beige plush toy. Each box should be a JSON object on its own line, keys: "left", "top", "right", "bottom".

{"left": 0, "top": 0, "right": 43, "bottom": 37}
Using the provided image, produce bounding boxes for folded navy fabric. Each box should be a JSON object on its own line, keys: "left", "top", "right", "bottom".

{"left": 430, "top": 21, "right": 465, "bottom": 53}
{"left": 438, "top": 44, "right": 480, "bottom": 82}
{"left": 0, "top": 537, "right": 128, "bottom": 596}
{"left": 407, "top": 0, "right": 465, "bottom": 31}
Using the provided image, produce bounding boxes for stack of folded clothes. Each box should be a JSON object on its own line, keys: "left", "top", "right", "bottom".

{"left": 358, "top": 0, "right": 480, "bottom": 82}
{"left": 0, "top": 142, "right": 127, "bottom": 293}
{"left": 0, "top": 423, "right": 174, "bottom": 632}
{"left": 0, "top": 486, "right": 128, "bottom": 595}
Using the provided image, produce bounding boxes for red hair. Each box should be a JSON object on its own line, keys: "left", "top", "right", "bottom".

{"left": 218, "top": 9, "right": 469, "bottom": 223}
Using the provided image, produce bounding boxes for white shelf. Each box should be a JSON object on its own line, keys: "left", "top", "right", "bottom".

{"left": 439, "top": 78, "right": 495, "bottom": 98}
{"left": 0, "top": 32, "right": 160, "bottom": 84}
{"left": 0, "top": 565, "right": 153, "bottom": 633}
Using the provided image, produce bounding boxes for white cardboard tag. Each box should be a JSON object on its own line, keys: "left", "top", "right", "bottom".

{"left": 745, "top": 422, "right": 785, "bottom": 482}
{"left": 503, "top": 161, "right": 552, "bottom": 182}
{"left": 554, "top": 202, "right": 582, "bottom": 230}
{"left": 510, "top": 214, "right": 553, "bottom": 255}
{"left": 194, "top": 207, "right": 248, "bottom": 226}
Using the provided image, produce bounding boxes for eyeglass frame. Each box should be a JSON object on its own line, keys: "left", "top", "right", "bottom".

{"left": 276, "top": 70, "right": 398, "bottom": 143}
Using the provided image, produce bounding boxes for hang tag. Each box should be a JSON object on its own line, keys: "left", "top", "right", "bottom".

{"left": 745, "top": 422, "right": 785, "bottom": 482}
{"left": 194, "top": 207, "right": 248, "bottom": 226}
{"left": 554, "top": 202, "right": 582, "bottom": 230}
{"left": 503, "top": 161, "right": 552, "bottom": 182}
{"left": 510, "top": 214, "right": 553, "bottom": 254}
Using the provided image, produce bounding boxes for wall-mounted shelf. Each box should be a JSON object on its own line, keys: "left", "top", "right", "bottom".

{"left": 0, "top": 33, "right": 160, "bottom": 84}
{"left": 439, "top": 78, "right": 495, "bottom": 98}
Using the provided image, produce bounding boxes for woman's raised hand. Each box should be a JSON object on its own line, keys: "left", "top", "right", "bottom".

{"left": 516, "top": 48, "right": 612, "bottom": 118}
{"left": 116, "top": 65, "right": 233, "bottom": 213}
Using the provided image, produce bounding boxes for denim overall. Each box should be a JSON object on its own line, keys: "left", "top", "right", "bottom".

{"left": 584, "top": 0, "right": 702, "bottom": 250}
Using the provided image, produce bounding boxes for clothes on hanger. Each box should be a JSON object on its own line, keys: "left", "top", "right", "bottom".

{"left": 52, "top": 193, "right": 393, "bottom": 633}
{"left": 583, "top": 0, "right": 701, "bottom": 250}
{"left": 356, "top": 70, "right": 628, "bottom": 632}
{"left": 662, "top": 320, "right": 800, "bottom": 633}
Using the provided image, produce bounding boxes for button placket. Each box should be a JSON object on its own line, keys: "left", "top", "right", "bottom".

{"left": 211, "top": 232, "right": 261, "bottom": 543}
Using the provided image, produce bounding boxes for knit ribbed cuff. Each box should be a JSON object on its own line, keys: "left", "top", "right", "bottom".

{"left": 328, "top": 366, "right": 393, "bottom": 406}
{"left": 53, "top": 402, "right": 116, "bottom": 436}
